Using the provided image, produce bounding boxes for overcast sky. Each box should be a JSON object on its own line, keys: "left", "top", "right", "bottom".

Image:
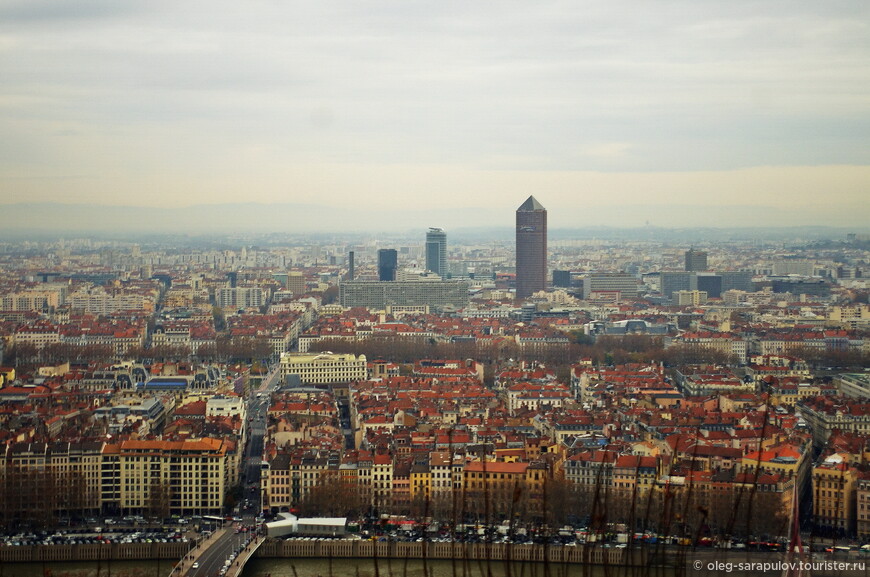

{"left": 1, "top": 0, "right": 868, "bottom": 229}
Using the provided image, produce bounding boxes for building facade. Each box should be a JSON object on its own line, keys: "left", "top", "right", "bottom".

{"left": 377, "top": 249, "right": 398, "bottom": 282}
{"left": 339, "top": 280, "right": 469, "bottom": 310}
{"left": 216, "top": 287, "right": 265, "bottom": 310}
{"left": 674, "top": 290, "right": 708, "bottom": 306}
{"left": 661, "top": 272, "right": 693, "bottom": 301}
{"left": 105, "top": 438, "right": 228, "bottom": 516}
{"left": 515, "top": 196, "right": 547, "bottom": 300}
{"left": 425, "top": 228, "right": 447, "bottom": 278}
{"left": 279, "top": 352, "right": 368, "bottom": 385}
{"left": 813, "top": 455, "right": 858, "bottom": 534}
{"left": 582, "top": 273, "right": 639, "bottom": 300}
{"left": 685, "top": 249, "right": 708, "bottom": 272}
{"left": 552, "top": 270, "right": 572, "bottom": 288}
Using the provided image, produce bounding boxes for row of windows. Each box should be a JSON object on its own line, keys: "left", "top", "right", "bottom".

{"left": 467, "top": 472, "right": 526, "bottom": 480}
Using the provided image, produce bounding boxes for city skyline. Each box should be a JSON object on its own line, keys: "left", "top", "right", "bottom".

{"left": 0, "top": 205, "right": 868, "bottom": 549}
{"left": 1, "top": 1, "right": 868, "bottom": 230}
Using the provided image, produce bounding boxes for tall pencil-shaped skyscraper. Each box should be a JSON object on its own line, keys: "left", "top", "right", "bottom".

{"left": 515, "top": 196, "right": 547, "bottom": 299}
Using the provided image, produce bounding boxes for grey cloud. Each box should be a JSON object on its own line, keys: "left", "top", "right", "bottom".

{"left": 1, "top": 0, "right": 868, "bottom": 213}
{"left": 0, "top": 0, "right": 146, "bottom": 23}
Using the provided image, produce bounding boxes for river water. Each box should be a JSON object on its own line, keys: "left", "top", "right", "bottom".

{"left": 0, "top": 559, "right": 650, "bottom": 577}
{"left": 1, "top": 561, "right": 167, "bottom": 577}
{"left": 2, "top": 554, "right": 861, "bottom": 577}
{"left": 242, "top": 557, "right": 628, "bottom": 577}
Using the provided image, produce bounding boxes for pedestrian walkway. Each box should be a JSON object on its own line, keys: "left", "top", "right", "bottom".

{"left": 171, "top": 528, "right": 228, "bottom": 577}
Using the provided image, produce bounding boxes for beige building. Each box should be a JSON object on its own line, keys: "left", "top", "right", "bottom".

{"left": 151, "top": 323, "right": 192, "bottom": 350}
{"left": 1, "top": 442, "right": 103, "bottom": 524}
{"left": 262, "top": 451, "right": 334, "bottom": 512}
{"left": 671, "top": 332, "right": 748, "bottom": 365}
{"left": 68, "top": 286, "right": 156, "bottom": 315}
{"left": 674, "top": 290, "right": 708, "bottom": 306}
{"left": 813, "top": 454, "right": 858, "bottom": 534}
{"left": 372, "top": 453, "right": 393, "bottom": 508}
{"left": 798, "top": 398, "right": 870, "bottom": 450}
{"left": 103, "top": 438, "right": 229, "bottom": 516}
{"left": 279, "top": 352, "right": 367, "bottom": 385}
{"left": 768, "top": 382, "right": 830, "bottom": 407}
{"left": 286, "top": 272, "right": 306, "bottom": 295}
{"left": 13, "top": 323, "right": 61, "bottom": 349}
{"left": 0, "top": 439, "right": 231, "bottom": 523}
{"left": 429, "top": 451, "right": 454, "bottom": 495}
{"left": 0, "top": 287, "right": 66, "bottom": 312}
{"left": 262, "top": 453, "right": 292, "bottom": 512}
{"left": 857, "top": 477, "right": 870, "bottom": 538}
{"left": 826, "top": 304, "right": 870, "bottom": 331}
{"left": 739, "top": 442, "right": 811, "bottom": 500}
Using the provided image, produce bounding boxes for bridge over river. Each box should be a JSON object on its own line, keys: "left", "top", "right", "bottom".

{"left": 171, "top": 529, "right": 265, "bottom": 577}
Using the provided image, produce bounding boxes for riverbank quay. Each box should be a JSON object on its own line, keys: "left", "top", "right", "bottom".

{"left": 0, "top": 540, "right": 646, "bottom": 567}
{"left": 255, "top": 540, "right": 638, "bottom": 566}
{"left": 0, "top": 531, "right": 227, "bottom": 565}
{"left": 0, "top": 541, "right": 188, "bottom": 563}
{"left": 248, "top": 540, "right": 868, "bottom": 574}
{"left": 4, "top": 539, "right": 866, "bottom": 574}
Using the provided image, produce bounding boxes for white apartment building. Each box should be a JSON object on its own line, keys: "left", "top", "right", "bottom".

{"left": 206, "top": 395, "right": 246, "bottom": 418}
{"left": 279, "top": 352, "right": 367, "bottom": 385}
{"left": 216, "top": 287, "right": 265, "bottom": 310}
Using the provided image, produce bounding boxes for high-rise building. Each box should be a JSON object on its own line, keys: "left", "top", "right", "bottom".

{"left": 515, "top": 196, "right": 547, "bottom": 299}
{"left": 770, "top": 277, "right": 832, "bottom": 297}
{"left": 425, "top": 228, "right": 447, "bottom": 278}
{"left": 286, "top": 272, "right": 305, "bottom": 294}
{"left": 662, "top": 270, "right": 753, "bottom": 302}
{"left": 661, "top": 272, "right": 693, "bottom": 301}
{"left": 720, "top": 270, "right": 753, "bottom": 293}
{"left": 552, "top": 270, "right": 572, "bottom": 288}
{"left": 695, "top": 272, "right": 722, "bottom": 298}
{"left": 216, "top": 287, "right": 264, "bottom": 309}
{"left": 377, "top": 249, "right": 398, "bottom": 281}
{"left": 348, "top": 251, "right": 355, "bottom": 280}
{"left": 685, "top": 249, "right": 708, "bottom": 272}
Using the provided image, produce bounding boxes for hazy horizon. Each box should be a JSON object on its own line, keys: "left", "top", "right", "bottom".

{"left": 1, "top": 201, "right": 868, "bottom": 242}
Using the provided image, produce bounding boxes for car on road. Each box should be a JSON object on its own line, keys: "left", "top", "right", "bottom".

{"left": 192, "top": 562, "right": 199, "bottom": 569}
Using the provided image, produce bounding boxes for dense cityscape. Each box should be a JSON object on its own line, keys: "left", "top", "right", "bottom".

{"left": 0, "top": 197, "right": 869, "bottom": 573}
{"left": 4, "top": 0, "right": 868, "bottom": 574}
